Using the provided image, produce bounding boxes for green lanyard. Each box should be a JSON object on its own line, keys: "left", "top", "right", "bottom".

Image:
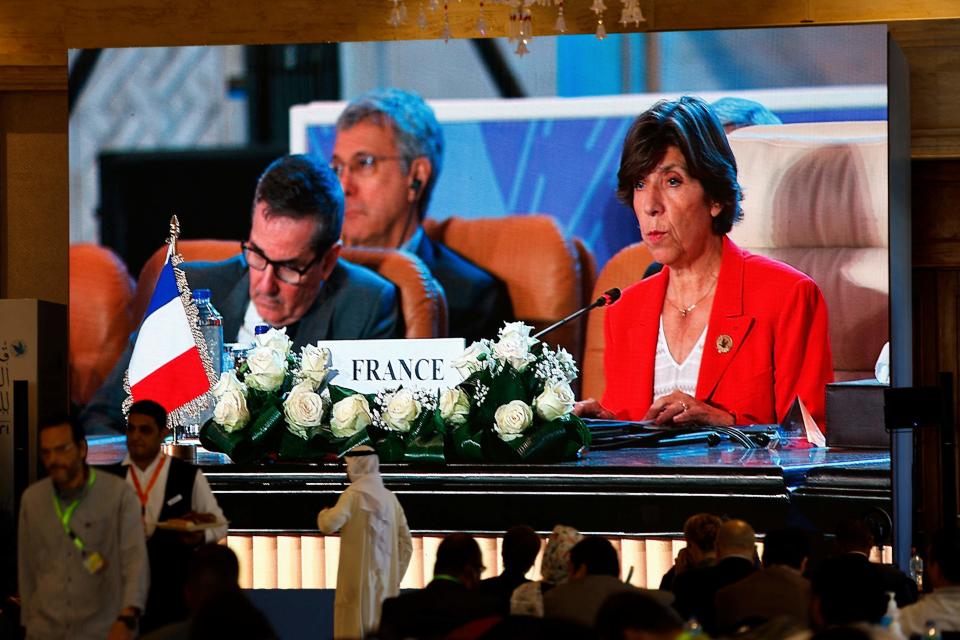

{"left": 52, "top": 467, "right": 96, "bottom": 552}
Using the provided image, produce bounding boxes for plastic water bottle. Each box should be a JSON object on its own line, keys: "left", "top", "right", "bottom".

{"left": 254, "top": 323, "right": 271, "bottom": 339}
{"left": 193, "top": 289, "right": 223, "bottom": 428}
{"left": 880, "top": 591, "right": 906, "bottom": 640}
{"left": 910, "top": 547, "right": 925, "bottom": 592}
{"left": 925, "top": 620, "right": 943, "bottom": 640}
{"left": 193, "top": 289, "right": 224, "bottom": 377}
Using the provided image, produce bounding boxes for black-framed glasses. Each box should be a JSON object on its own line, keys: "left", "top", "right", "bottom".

{"left": 241, "top": 242, "right": 320, "bottom": 286}
{"left": 329, "top": 153, "right": 404, "bottom": 179}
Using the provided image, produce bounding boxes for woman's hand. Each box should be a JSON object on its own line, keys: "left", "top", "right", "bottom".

{"left": 573, "top": 398, "right": 616, "bottom": 420}
{"left": 643, "top": 390, "right": 734, "bottom": 426}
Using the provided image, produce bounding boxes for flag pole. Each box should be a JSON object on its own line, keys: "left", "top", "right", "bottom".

{"left": 167, "top": 215, "right": 182, "bottom": 449}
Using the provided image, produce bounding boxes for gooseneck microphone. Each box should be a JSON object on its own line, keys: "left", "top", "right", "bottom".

{"left": 532, "top": 288, "right": 622, "bottom": 340}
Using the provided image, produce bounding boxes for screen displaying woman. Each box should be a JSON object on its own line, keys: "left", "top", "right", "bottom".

{"left": 576, "top": 96, "right": 834, "bottom": 427}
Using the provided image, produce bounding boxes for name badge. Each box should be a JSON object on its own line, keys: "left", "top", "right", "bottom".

{"left": 83, "top": 551, "right": 106, "bottom": 575}
{"left": 166, "top": 494, "right": 183, "bottom": 507}
{"left": 313, "top": 338, "right": 466, "bottom": 394}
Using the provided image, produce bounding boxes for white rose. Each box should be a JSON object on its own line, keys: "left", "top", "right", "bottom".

{"left": 330, "top": 394, "right": 373, "bottom": 438}
{"left": 212, "top": 370, "right": 247, "bottom": 399}
{"left": 254, "top": 327, "right": 293, "bottom": 358}
{"left": 451, "top": 341, "right": 491, "bottom": 377}
{"left": 245, "top": 346, "right": 287, "bottom": 392}
{"left": 299, "top": 344, "right": 332, "bottom": 389}
{"left": 439, "top": 388, "right": 471, "bottom": 425}
{"left": 213, "top": 389, "right": 250, "bottom": 432}
{"left": 493, "top": 399, "right": 534, "bottom": 442}
{"left": 283, "top": 382, "right": 327, "bottom": 440}
{"left": 383, "top": 388, "right": 421, "bottom": 433}
{"left": 534, "top": 380, "right": 576, "bottom": 421}
{"left": 492, "top": 323, "right": 537, "bottom": 372}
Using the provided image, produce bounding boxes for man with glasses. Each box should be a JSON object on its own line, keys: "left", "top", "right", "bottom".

{"left": 333, "top": 88, "right": 513, "bottom": 344}
{"left": 18, "top": 415, "right": 148, "bottom": 639}
{"left": 81, "top": 154, "right": 401, "bottom": 433}
{"left": 104, "top": 399, "right": 227, "bottom": 633}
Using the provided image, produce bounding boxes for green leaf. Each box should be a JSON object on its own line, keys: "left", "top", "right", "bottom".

{"left": 404, "top": 431, "right": 445, "bottom": 464}
{"left": 199, "top": 420, "right": 258, "bottom": 464}
{"left": 448, "top": 422, "right": 484, "bottom": 462}
{"left": 332, "top": 429, "right": 372, "bottom": 457}
{"left": 373, "top": 432, "right": 405, "bottom": 463}
{"left": 278, "top": 431, "right": 335, "bottom": 461}
{"left": 512, "top": 422, "right": 568, "bottom": 461}
{"left": 249, "top": 403, "right": 285, "bottom": 447}
{"left": 329, "top": 384, "right": 359, "bottom": 404}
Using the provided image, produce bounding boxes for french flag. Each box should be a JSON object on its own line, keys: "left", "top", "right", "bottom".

{"left": 128, "top": 255, "right": 210, "bottom": 412}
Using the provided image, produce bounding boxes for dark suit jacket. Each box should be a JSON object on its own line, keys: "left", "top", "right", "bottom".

{"left": 80, "top": 256, "right": 400, "bottom": 433}
{"left": 672, "top": 556, "right": 757, "bottom": 634}
{"left": 713, "top": 564, "right": 812, "bottom": 633}
{"left": 411, "top": 232, "right": 513, "bottom": 344}
{"left": 838, "top": 552, "right": 918, "bottom": 607}
{"left": 479, "top": 569, "right": 531, "bottom": 614}
{"left": 378, "top": 579, "right": 500, "bottom": 640}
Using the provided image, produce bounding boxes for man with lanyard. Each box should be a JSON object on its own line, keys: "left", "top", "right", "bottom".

{"left": 108, "top": 399, "right": 228, "bottom": 633}
{"left": 317, "top": 445, "right": 413, "bottom": 639}
{"left": 18, "top": 415, "right": 147, "bottom": 639}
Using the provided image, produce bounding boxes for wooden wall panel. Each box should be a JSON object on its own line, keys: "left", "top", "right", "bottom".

{"left": 0, "top": 92, "right": 68, "bottom": 303}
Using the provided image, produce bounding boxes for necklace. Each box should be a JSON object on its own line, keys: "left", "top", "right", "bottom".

{"left": 666, "top": 274, "right": 718, "bottom": 319}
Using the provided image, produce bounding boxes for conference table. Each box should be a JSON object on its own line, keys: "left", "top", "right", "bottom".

{"left": 86, "top": 427, "right": 891, "bottom": 538}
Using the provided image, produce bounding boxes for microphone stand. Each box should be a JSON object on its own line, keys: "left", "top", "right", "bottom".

{"left": 532, "top": 289, "right": 621, "bottom": 341}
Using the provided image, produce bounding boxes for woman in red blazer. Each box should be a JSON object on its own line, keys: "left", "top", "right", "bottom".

{"left": 577, "top": 96, "right": 833, "bottom": 427}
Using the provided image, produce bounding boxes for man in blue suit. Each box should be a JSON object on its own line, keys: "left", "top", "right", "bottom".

{"left": 81, "top": 155, "right": 400, "bottom": 433}
{"left": 332, "top": 88, "right": 513, "bottom": 344}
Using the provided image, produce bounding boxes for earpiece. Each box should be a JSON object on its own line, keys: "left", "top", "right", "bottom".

{"left": 410, "top": 178, "right": 423, "bottom": 194}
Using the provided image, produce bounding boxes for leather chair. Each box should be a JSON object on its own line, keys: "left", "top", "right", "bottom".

{"left": 580, "top": 243, "right": 655, "bottom": 401}
{"left": 132, "top": 239, "right": 446, "bottom": 339}
{"left": 424, "top": 215, "right": 586, "bottom": 361}
{"left": 69, "top": 243, "right": 137, "bottom": 406}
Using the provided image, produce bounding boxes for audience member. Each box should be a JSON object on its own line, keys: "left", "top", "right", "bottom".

{"left": 834, "top": 518, "right": 918, "bottom": 607}
{"left": 188, "top": 588, "right": 277, "bottom": 640}
{"left": 317, "top": 446, "right": 413, "bottom": 639}
{"left": 479, "top": 524, "right": 542, "bottom": 613}
{"left": 810, "top": 553, "right": 889, "bottom": 636}
{"left": 714, "top": 527, "right": 813, "bottom": 634}
{"left": 379, "top": 532, "right": 499, "bottom": 640}
{"left": 18, "top": 415, "right": 148, "bottom": 639}
{"left": 710, "top": 96, "right": 783, "bottom": 133}
{"left": 543, "top": 537, "right": 672, "bottom": 628}
{"left": 81, "top": 153, "right": 401, "bottom": 433}
{"left": 672, "top": 518, "right": 758, "bottom": 633}
{"left": 143, "top": 543, "right": 259, "bottom": 640}
{"left": 596, "top": 590, "right": 685, "bottom": 640}
{"left": 104, "top": 399, "right": 227, "bottom": 633}
{"left": 900, "top": 528, "right": 960, "bottom": 637}
{"left": 477, "top": 615, "right": 595, "bottom": 639}
{"left": 333, "top": 87, "right": 513, "bottom": 343}
{"left": 660, "top": 513, "right": 722, "bottom": 591}
{"left": 511, "top": 524, "right": 583, "bottom": 617}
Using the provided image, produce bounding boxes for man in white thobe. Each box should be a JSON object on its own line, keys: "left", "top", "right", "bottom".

{"left": 317, "top": 446, "right": 413, "bottom": 639}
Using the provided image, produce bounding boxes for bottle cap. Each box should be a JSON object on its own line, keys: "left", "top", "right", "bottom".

{"left": 254, "top": 323, "right": 271, "bottom": 335}
{"left": 193, "top": 288, "right": 212, "bottom": 301}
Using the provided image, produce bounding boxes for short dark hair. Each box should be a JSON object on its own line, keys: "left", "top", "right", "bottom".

{"left": 930, "top": 528, "right": 960, "bottom": 584}
{"left": 834, "top": 519, "right": 873, "bottom": 554}
{"left": 434, "top": 532, "right": 483, "bottom": 576}
{"left": 569, "top": 537, "right": 620, "bottom": 577}
{"left": 253, "top": 154, "right": 344, "bottom": 254}
{"left": 684, "top": 513, "right": 722, "bottom": 553}
{"left": 617, "top": 96, "right": 743, "bottom": 235}
{"left": 502, "top": 525, "right": 541, "bottom": 573}
{"left": 596, "top": 591, "right": 684, "bottom": 639}
{"left": 762, "top": 528, "right": 811, "bottom": 569}
{"left": 188, "top": 543, "right": 241, "bottom": 588}
{"left": 811, "top": 554, "right": 887, "bottom": 626}
{"left": 39, "top": 414, "right": 85, "bottom": 446}
{"left": 128, "top": 399, "right": 168, "bottom": 431}
{"left": 337, "top": 88, "right": 444, "bottom": 221}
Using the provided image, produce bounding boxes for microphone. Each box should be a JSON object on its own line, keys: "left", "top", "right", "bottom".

{"left": 532, "top": 288, "right": 621, "bottom": 341}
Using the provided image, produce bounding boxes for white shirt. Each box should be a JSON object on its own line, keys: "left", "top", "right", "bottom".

{"left": 122, "top": 452, "right": 228, "bottom": 544}
{"left": 653, "top": 316, "right": 707, "bottom": 401}
{"left": 900, "top": 586, "right": 960, "bottom": 637}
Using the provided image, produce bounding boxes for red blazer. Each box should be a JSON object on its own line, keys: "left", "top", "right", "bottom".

{"left": 602, "top": 237, "right": 834, "bottom": 427}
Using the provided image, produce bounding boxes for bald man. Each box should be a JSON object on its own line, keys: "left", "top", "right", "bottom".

{"left": 671, "top": 519, "right": 758, "bottom": 634}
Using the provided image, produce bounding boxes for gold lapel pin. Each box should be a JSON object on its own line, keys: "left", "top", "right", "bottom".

{"left": 716, "top": 334, "right": 733, "bottom": 354}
